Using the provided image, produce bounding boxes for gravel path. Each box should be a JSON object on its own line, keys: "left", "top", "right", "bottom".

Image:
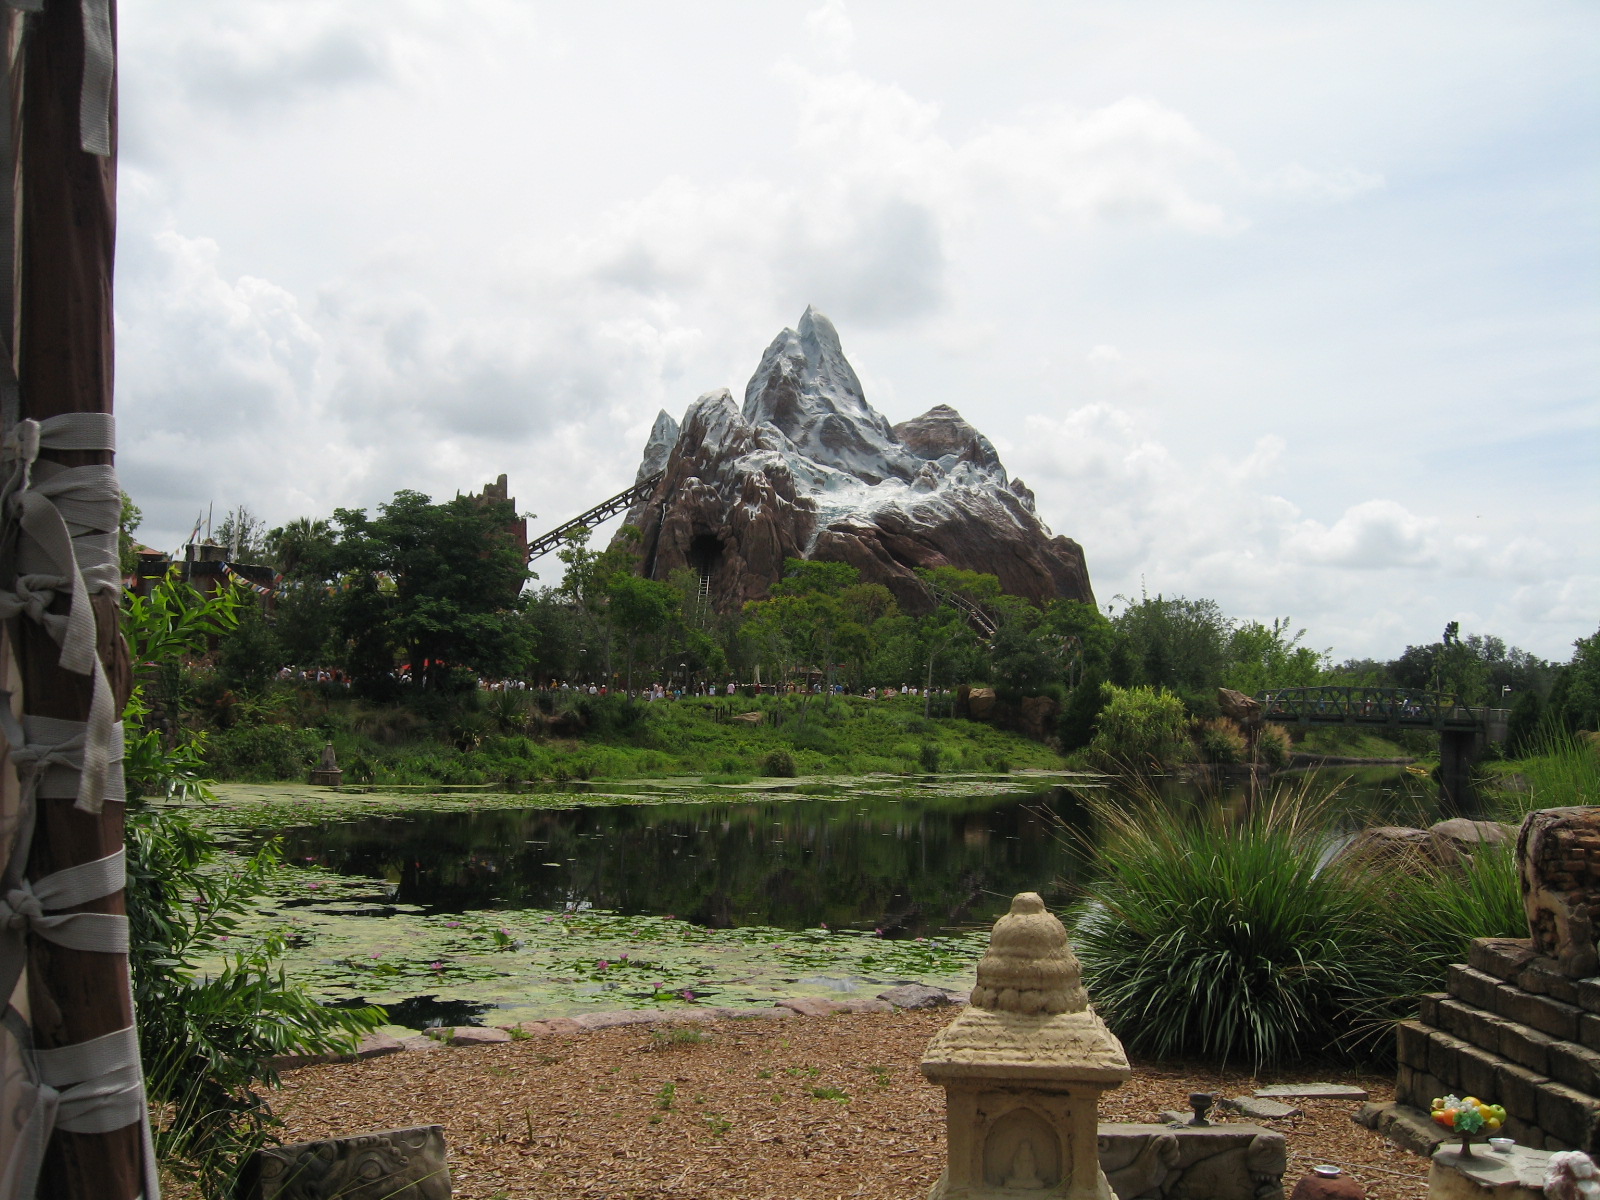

{"left": 270, "top": 1009, "right": 1426, "bottom": 1200}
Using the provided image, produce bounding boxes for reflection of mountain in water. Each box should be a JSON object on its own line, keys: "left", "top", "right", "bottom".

{"left": 274, "top": 788, "right": 1089, "bottom": 939}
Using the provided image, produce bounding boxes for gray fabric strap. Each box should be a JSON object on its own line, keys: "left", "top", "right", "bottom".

{"left": 77, "top": 0, "right": 114, "bottom": 156}
{"left": 2, "top": 414, "right": 123, "bottom": 812}
{"left": 36, "top": 1023, "right": 145, "bottom": 1134}
{"left": 0, "top": 850, "right": 128, "bottom": 953}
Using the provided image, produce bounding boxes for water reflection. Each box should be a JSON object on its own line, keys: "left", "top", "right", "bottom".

{"left": 274, "top": 766, "right": 1436, "bottom": 940}
{"left": 277, "top": 786, "right": 1093, "bottom": 938}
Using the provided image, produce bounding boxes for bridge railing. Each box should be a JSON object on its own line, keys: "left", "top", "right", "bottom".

{"left": 1255, "top": 685, "right": 1479, "bottom": 729}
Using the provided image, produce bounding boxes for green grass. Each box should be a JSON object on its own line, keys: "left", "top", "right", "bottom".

{"left": 200, "top": 690, "right": 1065, "bottom": 784}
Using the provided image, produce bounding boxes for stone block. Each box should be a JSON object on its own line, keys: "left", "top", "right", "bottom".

{"left": 1450, "top": 965, "right": 1504, "bottom": 1012}
{"left": 777, "top": 996, "right": 846, "bottom": 1017}
{"left": 1354, "top": 1101, "right": 1451, "bottom": 1156}
{"left": 1458, "top": 1045, "right": 1500, "bottom": 1103}
{"left": 1580, "top": 1013, "right": 1600, "bottom": 1052}
{"left": 349, "top": 1031, "right": 405, "bottom": 1060}
{"left": 572, "top": 1010, "right": 656, "bottom": 1030}
{"left": 1518, "top": 808, "right": 1600, "bottom": 979}
{"left": 1520, "top": 959, "right": 1580, "bottom": 1005}
{"left": 878, "top": 983, "right": 956, "bottom": 1009}
{"left": 1575, "top": 978, "right": 1600, "bottom": 1015}
{"left": 519, "top": 1017, "right": 584, "bottom": 1036}
{"left": 444, "top": 1026, "right": 510, "bottom": 1046}
{"left": 1471, "top": 939, "right": 1539, "bottom": 984}
{"left": 1397, "top": 1021, "right": 1433, "bottom": 1069}
{"left": 1421, "top": 993, "right": 1444, "bottom": 1027}
{"left": 1497, "top": 1022, "right": 1556, "bottom": 1076}
{"left": 1534, "top": 1080, "right": 1600, "bottom": 1151}
{"left": 1396, "top": 1065, "right": 1445, "bottom": 1111}
{"left": 1497, "top": 987, "right": 1582, "bottom": 1043}
{"left": 1430, "top": 1031, "right": 1471, "bottom": 1089}
{"left": 1494, "top": 1061, "right": 1551, "bottom": 1123}
{"left": 1440, "top": 1000, "right": 1498, "bottom": 1053}
{"left": 1229, "top": 1096, "right": 1300, "bottom": 1120}
{"left": 243, "top": 1125, "right": 449, "bottom": 1200}
{"left": 1545, "top": 1040, "right": 1600, "bottom": 1096}
{"left": 1253, "top": 1082, "right": 1369, "bottom": 1100}
{"left": 1098, "top": 1124, "right": 1286, "bottom": 1200}
{"left": 397, "top": 1035, "right": 439, "bottom": 1053}
{"left": 1501, "top": 1115, "right": 1542, "bottom": 1149}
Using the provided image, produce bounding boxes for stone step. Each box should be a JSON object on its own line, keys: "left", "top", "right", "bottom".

{"left": 1467, "top": 938, "right": 1597, "bottom": 1007}
{"left": 1394, "top": 1020, "right": 1600, "bottom": 1151}
{"left": 1446, "top": 964, "right": 1589, "bottom": 1043}
{"left": 1430, "top": 991, "right": 1600, "bottom": 1093}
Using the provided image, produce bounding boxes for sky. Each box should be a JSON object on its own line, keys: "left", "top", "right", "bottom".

{"left": 111, "top": 1, "right": 1599, "bottom": 664}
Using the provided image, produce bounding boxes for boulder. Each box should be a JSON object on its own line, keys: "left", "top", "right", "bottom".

{"left": 1429, "top": 818, "right": 1517, "bottom": 867}
{"left": 879, "top": 983, "right": 958, "bottom": 1010}
{"left": 967, "top": 687, "right": 997, "bottom": 721}
{"left": 442, "top": 1026, "right": 511, "bottom": 1047}
{"left": 1334, "top": 825, "right": 1434, "bottom": 869}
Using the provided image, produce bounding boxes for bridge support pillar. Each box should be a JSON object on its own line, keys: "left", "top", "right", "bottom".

{"left": 1438, "top": 729, "right": 1480, "bottom": 814}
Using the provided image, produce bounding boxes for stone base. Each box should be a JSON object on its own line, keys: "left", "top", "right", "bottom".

{"left": 1098, "top": 1123, "right": 1287, "bottom": 1200}
{"left": 1354, "top": 1101, "right": 1453, "bottom": 1156}
{"left": 241, "top": 1125, "right": 449, "bottom": 1199}
{"left": 1428, "top": 1143, "right": 1554, "bottom": 1200}
{"left": 309, "top": 768, "right": 344, "bottom": 787}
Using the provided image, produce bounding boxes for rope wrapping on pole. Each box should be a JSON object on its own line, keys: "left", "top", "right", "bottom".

{"left": 0, "top": 410, "right": 159, "bottom": 1199}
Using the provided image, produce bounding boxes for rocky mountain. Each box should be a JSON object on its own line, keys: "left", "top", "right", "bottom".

{"left": 617, "top": 307, "right": 1093, "bottom": 613}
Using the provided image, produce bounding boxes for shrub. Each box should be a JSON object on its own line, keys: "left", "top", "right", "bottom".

{"left": 919, "top": 742, "right": 942, "bottom": 773}
{"left": 1194, "top": 717, "right": 1248, "bottom": 765}
{"left": 762, "top": 749, "right": 798, "bottom": 777}
{"left": 1257, "top": 724, "right": 1292, "bottom": 770}
{"left": 1088, "top": 685, "right": 1188, "bottom": 771}
{"left": 204, "top": 723, "right": 323, "bottom": 781}
{"left": 1069, "top": 782, "right": 1397, "bottom": 1069}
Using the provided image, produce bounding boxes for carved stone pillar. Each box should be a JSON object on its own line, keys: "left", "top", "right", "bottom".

{"left": 922, "top": 892, "right": 1131, "bottom": 1200}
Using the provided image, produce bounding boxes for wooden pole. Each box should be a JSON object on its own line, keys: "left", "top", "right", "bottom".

{"left": 9, "top": 2, "right": 142, "bottom": 1196}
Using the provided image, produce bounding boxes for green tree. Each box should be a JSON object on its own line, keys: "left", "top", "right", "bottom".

{"left": 1222, "top": 618, "right": 1328, "bottom": 695}
{"left": 213, "top": 504, "right": 270, "bottom": 562}
{"left": 1554, "top": 628, "right": 1600, "bottom": 732}
{"left": 118, "top": 490, "right": 143, "bottom": 577}
{"left": 606, "top": 573, "right": 682, "bottom": 695}
{"left": 331, "top": 489, "right": 529, "bottom": 691}
{"left": 1110, "top": 593, "right": 1231, "bottom": 711}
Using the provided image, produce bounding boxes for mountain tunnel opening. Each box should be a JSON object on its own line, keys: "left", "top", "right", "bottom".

{"left": 688, "top": 534, "right": 722, "bottom": 598}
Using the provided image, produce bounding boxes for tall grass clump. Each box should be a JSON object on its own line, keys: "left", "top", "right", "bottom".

{"left": 1383, "top": 838, "right": 1525, "bottom": 982}
{"left": 1070, "top": 780, "right": 1396, "bottom": 1070}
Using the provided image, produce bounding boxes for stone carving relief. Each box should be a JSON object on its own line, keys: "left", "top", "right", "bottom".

{"left": 1518, "top": 807, "right": 1600, "bottom": 978}
{"left": 245, "top": 1125, "right": 450, "bottom": 1200}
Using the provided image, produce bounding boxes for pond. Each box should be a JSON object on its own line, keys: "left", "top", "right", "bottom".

{"left": 204, "top": 765, "right": 1437, "bottom": 1027}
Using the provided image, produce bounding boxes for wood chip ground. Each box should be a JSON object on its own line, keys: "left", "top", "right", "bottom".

{"left": 267, "top": 1010, "right": 1427, "bottom": 1200}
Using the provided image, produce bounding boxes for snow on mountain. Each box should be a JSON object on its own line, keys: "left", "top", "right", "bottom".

{"left": 616, "top": 309, "right": 1093, "bottom": 612}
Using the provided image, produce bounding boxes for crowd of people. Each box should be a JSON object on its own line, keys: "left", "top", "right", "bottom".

{"left": 275, "top": 664, "right": 954, "bottom": 703}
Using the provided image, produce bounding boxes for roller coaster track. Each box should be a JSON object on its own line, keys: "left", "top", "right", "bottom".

{"left": 922, "top": 581, "right": 999, "bottom": 641}
{"left": 526, "top": 472, "right": 664, "bottom": 563}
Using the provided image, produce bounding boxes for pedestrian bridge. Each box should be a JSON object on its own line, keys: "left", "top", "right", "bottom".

{"left": 1251, "top": 685, "right": 1507, "bottom": 811}
{"left": 1254, "top": 685, "right": 1482, "bottom": 731}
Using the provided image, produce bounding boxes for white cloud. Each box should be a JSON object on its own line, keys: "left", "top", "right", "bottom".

{"left": 804, "top": 0, "right": 854, "bottom": 65}
{"left": 107, "top": 3, "right": 1596, "bottom": 663}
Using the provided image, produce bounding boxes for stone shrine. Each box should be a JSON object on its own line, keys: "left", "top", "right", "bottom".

{"left": 1361, "top": 806, "right": 1600, "bottom": 1155}
{"left": 921, "top": 892, "right": 1131, "bottom": 1200}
